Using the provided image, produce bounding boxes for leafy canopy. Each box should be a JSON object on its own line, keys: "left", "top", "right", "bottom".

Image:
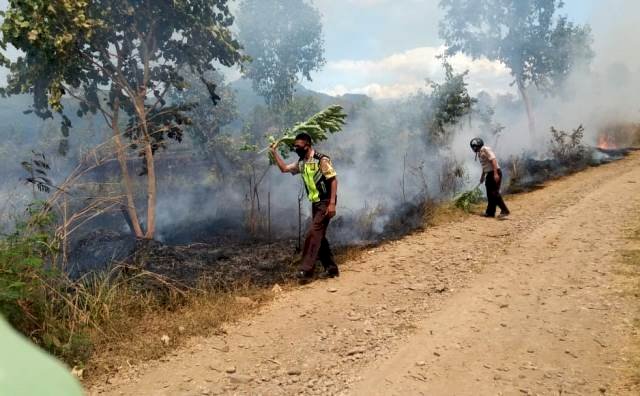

{"left": 439, "top": 0, "right": 593, "bottom": 91}
{"left": 1, "top": 0, "right": 244, "bottom": 155}
{"left": 237, "top": 0, "right": 325, "bottom": 107}
{"left": 426, "top": 61, "right": 477, "bottom": 144}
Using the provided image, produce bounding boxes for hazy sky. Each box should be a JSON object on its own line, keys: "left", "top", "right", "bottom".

{"left": 307, "top": 0, "right": 624, "bottom": 98}
{"left": 0, "top": 0, "right": 637, "bottom": 100}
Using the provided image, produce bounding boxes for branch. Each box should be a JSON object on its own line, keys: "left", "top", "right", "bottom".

{"left": 62, "top": 83, "right": 114, "bottom": 128}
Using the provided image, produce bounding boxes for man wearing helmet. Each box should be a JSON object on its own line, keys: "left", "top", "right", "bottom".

{"left": 470, "top": 138, "right": 510, "bottom": 219}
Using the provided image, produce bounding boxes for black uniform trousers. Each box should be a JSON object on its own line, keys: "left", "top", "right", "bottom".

{"left": 485, "top": 169, "right": 509, "bottom": 217}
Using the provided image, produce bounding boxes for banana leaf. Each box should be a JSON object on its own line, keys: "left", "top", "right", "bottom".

{"left": 259, "top": 105, "right": 347, "bottom": 160}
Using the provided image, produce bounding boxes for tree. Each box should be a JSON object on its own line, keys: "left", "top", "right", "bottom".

{"left": 237, "top": 0, "right": 325, "bottom": 108}
{"left": 172, "top": 70, "right": 242, "bottom": 181}
{"left": 0, "top": 0, "right": 244, "bottom": 239}
{"left": 439, "top": 0, "right": 593, "bottom": 136}
{"left": 177, "top": 71, "right": 239, "bottom": 154}
{"left": 425, "top": 61, "right": 477, "bottom": 144}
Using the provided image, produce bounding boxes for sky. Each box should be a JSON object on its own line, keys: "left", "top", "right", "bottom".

{"left": 0, "top": 0, "right": 637, "bottom": 100}
{"left": 305, "top": 0, "right": 607, "bottom": 99}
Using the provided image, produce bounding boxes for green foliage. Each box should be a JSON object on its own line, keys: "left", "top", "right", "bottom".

{"left": 0, "top": 201, "right": 58, "bottom": 333}
{"left": 1, "top": 0, "right": 246, "bottom": 238}
{"left": 1, "top": 0, "right": 244, "bottom": 159}
{"left": 454, "top": 187, "right": 484, "bottom": 213}
{"left": 439, "top": 0, "right": 594, "bottom": 93}
{"left": 549, "top": 124, "right": 588, "bottom": 164}
{"left": 264, "top": 105, "right": 347, "bottom": 161}
{"left": 0, "top": 202, "right": 178, "bottom": 366}
{"left": 175, "top": 70, "right": 239, "bottom": 155}
{"left": 238, "top": 0, "right": 326, "bottom": 107}
{"left": 425, "top": 61, "right": 477, "bottom": 144}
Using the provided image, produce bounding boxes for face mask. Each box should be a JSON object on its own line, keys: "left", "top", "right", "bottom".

{"left": 295, "top": 146, "right": 308, "bottom": 159}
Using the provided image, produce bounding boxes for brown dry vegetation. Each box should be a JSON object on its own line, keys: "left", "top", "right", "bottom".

{"left": 85, "top": 280, "right": 277, "bottom": 381}
{"left": 82, "top": 199, "right": 476, "bottom": 383}
{"left": 604, "top": 123, "right": 640, "bottom": 147}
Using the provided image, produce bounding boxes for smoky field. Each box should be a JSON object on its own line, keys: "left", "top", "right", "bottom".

{"left": 1, "top": 0, "right": 640, "bottom": 374}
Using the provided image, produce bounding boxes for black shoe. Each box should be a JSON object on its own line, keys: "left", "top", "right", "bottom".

{"left": 498, "top": 212, "right": 510, "bottom": 219}
{"left": 318, "top": 268, "right": 340, "bottom": 279}
{"left": 482, "top": 213, "right": 495, "bottom": 218}
{"left": 296, "top": 270, "right": 314, "bottom": 284}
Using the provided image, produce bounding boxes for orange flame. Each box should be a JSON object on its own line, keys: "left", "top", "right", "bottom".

{"left": 597, "top": 135, "right": 617, "bottom": 150}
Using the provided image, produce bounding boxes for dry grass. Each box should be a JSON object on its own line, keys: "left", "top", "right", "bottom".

{"left": 79, "top": 223, "right": 377, "bottom": 383}
{"left": 426, "top": 201, "right": 477, "bottom": 227}
{"left": 83, "top": 276, "right": 276, "bottom": 383}
{"left": 602, "top": 122, "right": 640, "bottom": 148}
{"left": 79, "top": 198, "right": 479, "bottom": 383}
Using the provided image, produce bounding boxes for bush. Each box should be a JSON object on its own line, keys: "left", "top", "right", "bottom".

{"left": 0, "top": 202, "right": 59, "bottom": 331}
{"left": 454, "top": 188, "right": 484, "bottom": 213}
{"left": 1, "top": 201, "right": 264, "bottom": 371}
{"left": 0, "top": 202, "right": 107, "bottom": 365}
{"left": 549, "top": 124, "right": 588, "bottom": 164}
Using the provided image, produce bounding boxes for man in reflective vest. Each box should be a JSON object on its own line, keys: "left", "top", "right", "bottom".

{"left": 271, "top": 132, "right": 340, "bottom": 282}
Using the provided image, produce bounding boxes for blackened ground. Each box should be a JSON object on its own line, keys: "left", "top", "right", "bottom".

{"left": 128, "top": 238, "right": 299, "bottom": 291}
{"left": 68, "top": 147, "right": 635, "bottom": 292}
{"left": 505, "top": 147, "right": 635, "bottom": 194}
{"left": 68, "top": 230, "right": 137, "bottom": 278}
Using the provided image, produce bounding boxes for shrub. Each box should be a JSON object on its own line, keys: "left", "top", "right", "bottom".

{"left": 454, "top": 188, "right": 484, "bottom": 213}
{"left": 0, "top": 202, "right": 59, "bottom": 331}
{"left": 549, "top": 124, "right": 588, "bottom": 164}
{"left": 0, "top": 202, "right": 107, "bottom": 365}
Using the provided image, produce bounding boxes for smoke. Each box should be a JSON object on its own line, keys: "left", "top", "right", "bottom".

{"left": 1, "top": 0, "right": 639, "bottom": 266}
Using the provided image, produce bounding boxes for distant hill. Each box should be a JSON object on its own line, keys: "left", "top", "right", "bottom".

{"left": 229, "top": 78, "right": 372, "bottom": 115}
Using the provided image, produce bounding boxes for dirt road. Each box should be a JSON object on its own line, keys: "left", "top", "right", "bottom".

{"left": 92, "top": 153, "right": 640, "bottom": 396}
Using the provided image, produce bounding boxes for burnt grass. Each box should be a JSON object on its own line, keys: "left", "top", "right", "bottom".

{"left": 67, "top": 147, "right": 635, "bottom": 295}
{"left": 505, "top": 147, "right": 635, "bottom": 194}
{"left": 70, "top": 231, "right": 301, "bottom": 291}
{"left": 129, "top": 239, "right": 300, "bottom": 291}
{"left": 70, "top": 216, "right": 405, "bottom": 295}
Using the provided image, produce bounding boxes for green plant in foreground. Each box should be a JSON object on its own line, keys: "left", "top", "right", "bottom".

{"left": 454, "top": 187, "right": 484, "bottom": 213}
{"left": 0, "top": 202, "right": 96, "bottom": 365}
{"left": 0, "top": 202, "right": 58, "bottom": 327}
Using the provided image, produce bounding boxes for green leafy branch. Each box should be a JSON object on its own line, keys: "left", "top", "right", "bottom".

{"left": 250, "top": 105, "right": 347, "bottom": 161}
{"left": 454, "top": 186, "right": 483, "bottom": 212}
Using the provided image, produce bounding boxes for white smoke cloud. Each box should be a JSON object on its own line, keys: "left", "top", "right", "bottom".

{"left": 316, "top": 46, "right": 514, "bottom": 99}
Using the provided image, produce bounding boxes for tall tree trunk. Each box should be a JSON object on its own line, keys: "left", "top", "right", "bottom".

{"left": 517, "top": 79, "right": 536, "bottom": 137}
{"left": 137, "top": 33, "right": 158, "bottom": 240}
{"left": 112, "top": 98, "right": 145, "bottom": 239}
{"left": 142, "top": 138, "right": 157, "bottom": 240}
{"left": 133, "top": 94, "right": 157, "bottom": 240}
